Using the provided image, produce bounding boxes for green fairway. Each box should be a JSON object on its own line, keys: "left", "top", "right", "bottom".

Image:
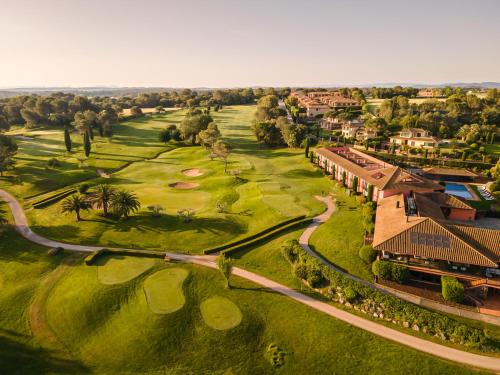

{"left": 200, "top": 296, "right": 243, "bottom": 330}
{"left": 25, "top": 105, "right": 333, "bottom": 253}
{"left": 1, "top": 110, "right": 185, "bottom": 198}
{"left": 143, "top": 267, "right": 189, "bottom": 314}
{"left": 97, "top": 255, "right": 156, "bottom": 285}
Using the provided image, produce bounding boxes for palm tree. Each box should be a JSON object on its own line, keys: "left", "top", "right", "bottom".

{"left": 91, "top": 184, "right": 116, "bottom": 216}
{"left": 61, "top": 194, "right": 91, "bottom": 221}
{"left": 111, "top": 190, "right": 140, "bottom": 219}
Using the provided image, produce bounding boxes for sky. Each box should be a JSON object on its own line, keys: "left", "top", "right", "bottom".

{"left": 0, "top": 0, "right": 499, "bottom": 88}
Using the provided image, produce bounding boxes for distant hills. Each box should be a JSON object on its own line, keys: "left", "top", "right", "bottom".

{"left": 0, "top": 82, "right": 498, "bottom": 98}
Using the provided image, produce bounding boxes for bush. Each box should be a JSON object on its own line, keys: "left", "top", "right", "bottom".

{"left": 294, "top": 263, "right": 308, "bottom": 280}
{"left": 47, "top": 158, "right": 61, "bottom": 168}
{"left": 359, "top": 245, "right": 377, "bottom": 264}
{"left": 281, "top": 239, "right": 299, "bottom": 263}
{"left": 78, "top": 183, "right": 90, "bottom": 194}
{"left": 343, "top": 286, "right": 358, "bottom": 302}
{"left": 47, "top": 246, "right": 63, "bottom": 256}
{"left": 391, "top": 264, "right": 410, "bottom": 284}
{"left": 442, "top": 276, "right": 464, "bottom": 303}
{"left": 372, "top": 260, "right": 392, "bottom": 280}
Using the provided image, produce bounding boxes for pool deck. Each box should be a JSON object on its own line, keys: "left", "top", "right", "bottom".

{"left": 445, "top": 182, "right": 480, "bottom": 201}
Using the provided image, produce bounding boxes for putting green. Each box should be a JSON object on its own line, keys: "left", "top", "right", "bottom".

{"left": 200, "top": 296, "right": 242, "bottom": 330}
{"left": 97, "top": 256, "right": 156, "bottom": 285}
{"left": 262, "top": 194, "right": 309, "bottom": 217}
{"left": 258, "top": 182, "right": 290, "bottom": 194}
{"left": 143, "top": 268, "right": 189, "bottom": 314}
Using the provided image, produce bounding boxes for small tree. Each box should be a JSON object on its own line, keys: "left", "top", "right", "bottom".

{"left": 304, "top": 137, "right": 309, "bottom": 158}
{"left": 217, "top": 254, "right": 233, "bottom": 289}
{"left": 83, "top": 132, "right": 91, "bottom": 158}
{"left": 177, "top": 208, "right": 195, "bottom": 223}
{"left": 341, "top": 171, "right": 346, "bottom": 187}
{"left": 91, "top": 184, "right": 116, "bottom": 216}
{"left": 352, "top": 176, "right": 359, "bottom": 193}
{"left": 359, "top": 245, "right": 376, "bottom": 264}
{"left": 158, "top": 128, "right": 171, "bottom": 143}
{"left": 61, "top": 194, "right": 91, "bottom": 221}
{"left": 111, "top": 190, "right": 140, "bottom": 219}
{"left": 309, "top": 151, "right": 314, "bottom": 163}
{"left": 147, "top": 204, "right": 165, "bottom": 217}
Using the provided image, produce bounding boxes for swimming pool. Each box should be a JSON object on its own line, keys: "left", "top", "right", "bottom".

{"left": 444, "top": 183, "right": 473, "bottom": 200}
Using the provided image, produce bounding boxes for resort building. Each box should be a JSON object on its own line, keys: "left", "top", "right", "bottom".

{"left": 420, "top": 167, "right": 481, "bottom": 183}
{"left": 389, "top": 128, "right": 441, "bottom": 148}
{"left": 340, "top": 120, "right": 377, "bottom": 141}
{"left": 417, "top": 88, "right": 439, "bottom": 98}
{"left": 373, "top": 192, "right": 500, "bottom": 305}
{"left": 291, "top": 91, "right": 361, "bottom": 117}
{"left": 315, "top": 147, "right": 443, "bottom": 202}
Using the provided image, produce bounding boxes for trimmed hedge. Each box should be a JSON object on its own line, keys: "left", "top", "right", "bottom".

{"left": 220, "top": 218, "right": 313, "bottom": 256}
{"left": 359, "top": 245, "right": 376, "bottom": 264}
{"left": 203, "top": 215, "right": 307, "bottom": 254}
{"left": 442, "top": 276, "right": 465, "bottom": 303}
{"left": 84, "top": 248, "right": 165, "bottom": 265}
{"left": 281, "top": 240, "right": 496, "bottom": 350}
{"left": 372, "top": 260, "right": 410, "bottom": 284}
{"left": 31, "top": 187, "right": 77, "bottom": 208}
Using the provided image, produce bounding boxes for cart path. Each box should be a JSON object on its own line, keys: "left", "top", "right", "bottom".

{"left": 1, "top": 188, "right": 500, "bottom": 372}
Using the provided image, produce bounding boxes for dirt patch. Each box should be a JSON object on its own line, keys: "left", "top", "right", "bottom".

{"left": 181, "top": 168, "right": 204, "bottom": 177}
{"left": 169, "top": 182, "right": 200, "bottom": 189}
{"left": 97, "top": 168, "right": 110, "bottom": 178}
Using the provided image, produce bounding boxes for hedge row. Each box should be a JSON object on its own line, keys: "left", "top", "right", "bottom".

{"left": 84, "top": 248, "right": 165, "bottom": 265}
{"left": 220, "top": 218, "right": 312, "bottom": 256}
{"left": 281, "top": 239, "right": 497, "bottom": 351}
{"left": 30, "top": 187, "right": 77, "bottom": 208}
{"left": 203, "top": 215, "right": 307, "bottom": 254}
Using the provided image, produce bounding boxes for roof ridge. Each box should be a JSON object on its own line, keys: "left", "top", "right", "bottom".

{"left": 372, "top": 216, "right": 425, "bottom": 248}
{"left": 431, "top": 219, "right": 498, "bottom": 267}
{"left": 380, "top": 166, "right": 401, "bottom": 190}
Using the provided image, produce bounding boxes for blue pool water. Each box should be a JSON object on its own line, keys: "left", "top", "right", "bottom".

{"left": 444, "top": 183, "right": 473, "bottom": 200}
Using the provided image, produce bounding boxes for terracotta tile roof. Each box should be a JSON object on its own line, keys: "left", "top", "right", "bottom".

{"left": 373, "top": 193, "right": 500, "bottom": 267}
{"left": 389, "top": 135, "right": 440, "bottom": 142}
{"left": 421, "top": 167, "right": 479, "bottom": 177}
{"left": 315, "top": 147, "right": 443, "bottom": 192}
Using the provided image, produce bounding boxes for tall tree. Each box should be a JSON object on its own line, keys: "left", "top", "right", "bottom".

{"left": 61, "top": 194, "right": 91, "bottom": 221}
{"left": 83, "top": 132, "right": 91, "bottom": 157}
{"left": 0, "top": 135, "right": 18, "bottom": 177}
{"left": 212, "top": 140, "right": 232, "bottom": 173}
{"left": 64, "top": 125, "right": 72, "bottom": 152}
{"left": 197, "top": 122, "right": 221, "bottom": 149}
{"left": 111, "top": 190, "right": 140, "bottom": 219}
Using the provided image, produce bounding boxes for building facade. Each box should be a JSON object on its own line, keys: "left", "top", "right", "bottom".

{"left": 389, "top": 128, "right": 441, "bottom": 148}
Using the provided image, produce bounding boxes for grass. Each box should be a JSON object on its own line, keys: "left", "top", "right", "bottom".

{"left": 308, "top": 185, "right": 373, "bottom": 281}
{"left": 200, "top": 296, "right": 243, "bottom": 330}
{"left": 143, "top": 267, "right": 189, "bottom": 314}
{"left": 1, "top": 109, "right": 185, "bottom": 198}
{"left": 40, "top": 256, "right": 483, "bottom": 374}
{"left": 24, "top": 105, "right": 333, "bottom": 253}
{"left": 96, "top": 255, "right": 155, "bottom": 285}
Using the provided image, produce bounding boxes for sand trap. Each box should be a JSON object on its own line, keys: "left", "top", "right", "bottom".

{"left": 182, "top": 168, "right": 204, "bottom": 177}
{"left": 169, "top": 182, "right": 200, "bottom": 189}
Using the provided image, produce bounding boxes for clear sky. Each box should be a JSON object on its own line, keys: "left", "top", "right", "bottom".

{"left": 0, "top": 0, "right": 499, "bottom": 88}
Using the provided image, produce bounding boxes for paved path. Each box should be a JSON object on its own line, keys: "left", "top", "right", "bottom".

{"left": 2, "top": 188, "right": 500, "bottom": 371}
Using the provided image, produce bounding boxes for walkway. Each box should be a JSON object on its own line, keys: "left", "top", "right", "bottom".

{"left": 1, "top": 188, "right": 500, "bottom": 372}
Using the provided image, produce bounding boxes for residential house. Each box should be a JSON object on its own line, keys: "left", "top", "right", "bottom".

{"left": 315, "top": 147, "right": 443, "bottom": 201}
{"left": 341, "top": 120, "right": 377, "bottom": 141}
{"left": 390, "top": 128, "right": 441, "bottom": 148}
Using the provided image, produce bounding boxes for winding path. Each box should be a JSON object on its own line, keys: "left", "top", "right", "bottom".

{"left": 1, "top": 188, "right": 500, "bottom": 372}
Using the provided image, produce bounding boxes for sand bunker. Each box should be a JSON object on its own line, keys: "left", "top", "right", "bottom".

{"left": 182, "top": 168, "right": 204, "bottom": 177}
{"left": 169, "top": 182, "right": 200, "bottom": 189}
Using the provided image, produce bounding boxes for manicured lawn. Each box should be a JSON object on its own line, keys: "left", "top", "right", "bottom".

{"left": 96, "top": 255, "right": 156, "bottom": 285}
{"left": 143, "top": 267, "right": 189, "bottom": 314}
{"left": 309, "top": 185, "right": 373, "bottom": 281}
{"left": 41, "top": 254, "right": 481, "bottom": 374}
{"left": 25, "top": 105, "right": 333, "bottom": 253}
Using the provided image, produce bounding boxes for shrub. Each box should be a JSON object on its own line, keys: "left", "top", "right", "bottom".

{"left": 343, "top": 286, "right": 358, "bottom": 302}
{"left": 47, "top": 246, "right": 63, "bottom": 256}
{"left": 293, "top": 263, "right": 308, "bottom": 280}
{"left": 78, "top": 183, "right": 90, "bottom": 194}
{"left": 441, "top": 276, "right": 464, "bottom": 303}
{"left": 391, "top": 264, "right": 410, "bottom": 284}
{"left": 372, "top": 260, "right": 392, "bottom": 280}
{"left": 359, "top": 245, "right": 377, "bottom": 264}
{"left": 307, "top": 265, "right": 324, "bottom": 288}
{"left": 281, "top": 239, "right": 299, "bottom": 263}
{"left": 47, "top": 158, "right": 61, "bottom": 168}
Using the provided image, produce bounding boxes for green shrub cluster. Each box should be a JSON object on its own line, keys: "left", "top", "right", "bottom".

{"left": 204, "top": 215, "right": 309, "bottom": 255}
{"left": 441, "top": 276, "right": 465, "bottom": 303}
{"left": 266, "top": 343, "right": 285, "bottom": 368}
{"left": 372, "top": 260, "right": 410, "bottom": 284}
{"left": 358, "top": 245, "right": 376, "bottom": 264}
{"left": 281, "top": 240, "right": 495, "bottom": 350}
{"left": 281, "top": 240, "right": 327, "bottom": 288}
{"left": 362, "top": 202, "right": 376, "bottom": 234}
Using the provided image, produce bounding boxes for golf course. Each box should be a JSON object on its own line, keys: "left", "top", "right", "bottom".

{"left": 0, "top": 105, "right": 496, "bottom": 373}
